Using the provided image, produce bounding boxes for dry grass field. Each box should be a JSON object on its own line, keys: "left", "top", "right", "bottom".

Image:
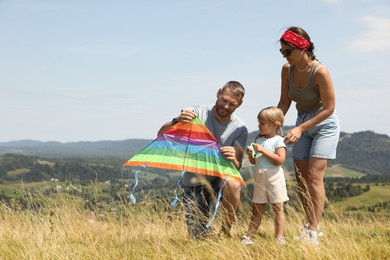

{"left": 0, "top": 193, "right": 389, "bottom": 260}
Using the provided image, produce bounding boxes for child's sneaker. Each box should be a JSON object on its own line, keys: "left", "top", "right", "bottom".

{"left": 276, "top": 236, "right": 286, "bottom": 245}
{"left": 242, "top": 235, "right": 255, "bottom": 245}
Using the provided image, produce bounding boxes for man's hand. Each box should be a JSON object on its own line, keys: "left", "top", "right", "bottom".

{"left": 220, "top": 146, "right": 236, "bottom": 161}
{"left": 157, "top": 109, "right": 197, "bottom": 136}
{"left": 178, "top": 109, "right": 197, "bottom": 123}
{"left": 220, "top": 146, "right": 242, "bottom": 169}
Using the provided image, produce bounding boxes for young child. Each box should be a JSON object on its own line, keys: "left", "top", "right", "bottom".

{"left": 242, "top": 106, "right": 288, "bottom": 245}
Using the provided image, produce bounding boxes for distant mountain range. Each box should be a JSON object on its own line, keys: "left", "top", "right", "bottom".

{"left": 1, "top": 130, "right": 389, "bottom": 176}
{"left": 0, "top": 139, "right": 150, "bottom": 159}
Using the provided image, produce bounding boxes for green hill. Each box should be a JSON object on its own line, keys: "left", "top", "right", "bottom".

{"left": 325, "top": 164, "right": 365, "bottom": 178}
{"left": 333, "top": 184, "right": 390, "bottom": 213}
{"left": 334, "top": 131, "right": 390, "bottom": 175}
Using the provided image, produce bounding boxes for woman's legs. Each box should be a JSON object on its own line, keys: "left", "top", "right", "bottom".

{"left": 295, "top": 157, "right": 327, "bottom": 230}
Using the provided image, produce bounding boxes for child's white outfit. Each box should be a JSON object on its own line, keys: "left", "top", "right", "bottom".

{"left": 252, "top": 135, "right": 289, "bottom": 204}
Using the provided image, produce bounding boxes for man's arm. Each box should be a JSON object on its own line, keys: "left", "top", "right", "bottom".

{"left": 157, "top": 120, "right": 176, "bottom": 137}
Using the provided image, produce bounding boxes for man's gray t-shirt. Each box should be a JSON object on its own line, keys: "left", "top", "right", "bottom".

{"left": 182, "top": 104, "right": 248, "bottom": 187}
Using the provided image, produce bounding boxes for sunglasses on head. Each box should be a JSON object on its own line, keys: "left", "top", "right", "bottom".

{"left": 279, "top": 48, "right": 295, "bottom": 57}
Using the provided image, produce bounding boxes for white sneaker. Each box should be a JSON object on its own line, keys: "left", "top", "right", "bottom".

{"left": 301, "top": 229, "right": 319, "bottom": 246}
{"left": 296, "top": 226, "right": 319, "bottom": 245}
{"left": 276, "top": 236, "right": 286, "bottom": 245}
{"left": 242, "top": 235, "right": 255, "bottom": 245}
{"left": 304, "top": 223, "right": 323, "bottom": 237}
{"left": 307, "top": 230, "right": 319, "bottom": 245}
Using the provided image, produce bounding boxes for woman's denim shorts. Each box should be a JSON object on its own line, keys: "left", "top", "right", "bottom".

{"left": 292, "top": 111, "right": 340, "bottom": 160}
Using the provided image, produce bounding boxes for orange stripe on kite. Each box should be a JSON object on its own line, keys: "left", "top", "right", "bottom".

{"left": 123, "top": 160, "right": 246, "bottom": 186}
{"left": 165, "top": 123, "right": 218, "bottom": 142}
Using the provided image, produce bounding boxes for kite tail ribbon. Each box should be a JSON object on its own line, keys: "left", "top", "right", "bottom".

{"left": 130, "top": 164, "right": 146, "bottom": 204}
{"left": 171, "top": 169, "right": 186, "bottom": 207}
{"left": 206, "top": 178, "right": 230, "bottom": 229}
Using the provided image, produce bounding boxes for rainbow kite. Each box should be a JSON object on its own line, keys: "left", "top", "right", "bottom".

{"left": 123, "top": 117, "right": 245, "bottom": 185}
{"left": 123, "top": 117, "right": 246, "bottom": 228}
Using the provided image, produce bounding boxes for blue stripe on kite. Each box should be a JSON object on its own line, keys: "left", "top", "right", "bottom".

{"left": 147, "top": 140, "right": 225, "bottom": 158}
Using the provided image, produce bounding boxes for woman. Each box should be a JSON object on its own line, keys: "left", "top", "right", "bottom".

{"left": 277, "top": 26, "right": 340, "bottom": 245}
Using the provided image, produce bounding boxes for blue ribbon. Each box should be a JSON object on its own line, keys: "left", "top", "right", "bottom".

{"left": 206, "top": 178, "right": 230, "bottom": 229}
{"left": 130, "top": 165, "right": 146, "bottom": 204}
{"left": 170, "top": 169, "right": 186, "bottom": 207}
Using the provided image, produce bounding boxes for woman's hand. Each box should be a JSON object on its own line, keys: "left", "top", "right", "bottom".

{"left": 284, "top": 126, "right": 303, "bottom": 144}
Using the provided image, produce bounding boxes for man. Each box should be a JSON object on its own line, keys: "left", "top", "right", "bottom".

{"left": 157, "top": 81, "right": 248, "bottom": 238}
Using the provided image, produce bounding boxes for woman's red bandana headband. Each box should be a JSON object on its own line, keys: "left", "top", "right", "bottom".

{"left": 281, "top": 30, "right": 310, "bottom": 50}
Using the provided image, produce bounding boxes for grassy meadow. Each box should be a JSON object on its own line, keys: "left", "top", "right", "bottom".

{"left": 325, "top": 164, "right": 366, "bottom": 178}
{"left": 0, "top": 163, "right": 389, "bottom": 259}
{"left": 0, "top": 188, "right": 390, "bottom": 259}
{"left": 334, "top": 184, "right": 390, "bottom": 210}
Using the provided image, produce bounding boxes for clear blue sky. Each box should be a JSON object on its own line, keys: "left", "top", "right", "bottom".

{"left": 1, "top": 0, "right": 389, "bottom": 142}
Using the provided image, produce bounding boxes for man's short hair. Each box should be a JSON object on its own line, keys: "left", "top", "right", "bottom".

{"left": 222, "top": 81, "right": 245, "bottom": 99}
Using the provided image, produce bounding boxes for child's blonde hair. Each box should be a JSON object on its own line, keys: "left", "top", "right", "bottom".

{"left": 258, "top": 106, "right": 285, "bottom": 136}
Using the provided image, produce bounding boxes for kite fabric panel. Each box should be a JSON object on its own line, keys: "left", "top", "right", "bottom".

{"left": 123, "top": 117, "right": 246, "bottom": 186}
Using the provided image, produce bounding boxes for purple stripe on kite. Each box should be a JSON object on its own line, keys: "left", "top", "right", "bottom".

{"left": 158, "top": 134, "right": 221, "bottom": 149}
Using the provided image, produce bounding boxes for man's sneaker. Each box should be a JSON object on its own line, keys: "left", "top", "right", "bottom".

{"left": 242, "top": 235, "right": 255, "bottom": 245}
{"left": 276, "top": 236, "right": 286, "bottom": 245}
{"left": 304, "top": 223, "right": 324, "bottom": 237}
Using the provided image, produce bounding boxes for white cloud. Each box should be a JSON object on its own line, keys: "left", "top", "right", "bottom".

{"left": 348, "top": 15, "right": 390, "bottom": 53}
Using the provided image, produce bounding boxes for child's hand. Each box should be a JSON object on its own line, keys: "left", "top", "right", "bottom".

{"left": 252, "top": 143, "right": 264, "bottom": 154}
{"left": 246, "top": 145, "right": 256, "bottom": 164}
{"left": 246, "top": 146, "right": 254, "bottom": 157}
{"left": 247, "top": 143, "right": 258, "bottom": 157}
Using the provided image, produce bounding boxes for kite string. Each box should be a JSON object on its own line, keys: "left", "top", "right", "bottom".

{"left": 171, "top": 169, "right": 186, "bottom": 207}
{"left": 206, "top": 177, "right": 230, "bottom": 229}
{"left": 130, "top": 164, "right": 146, "bottom": 204}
